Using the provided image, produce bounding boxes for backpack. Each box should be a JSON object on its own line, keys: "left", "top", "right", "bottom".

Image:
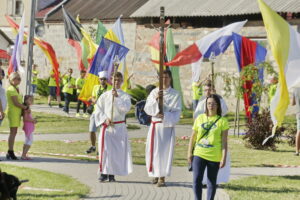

{"left": 135, "top": 100, "right": 151, "bottom": 126}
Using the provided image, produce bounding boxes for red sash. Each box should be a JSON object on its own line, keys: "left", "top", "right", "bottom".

{"left": 99, "top": 120, "right": 126, "bottom": 173}
{"left": 149, "top": 121, "right": 162, "bottom": 172}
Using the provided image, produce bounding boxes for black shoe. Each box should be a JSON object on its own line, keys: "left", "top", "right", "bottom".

{"left": 6, "top": 150, "right": 18, "bottom": 160}
{"left": 48, "top": 103, "right": 52, "bottom": 107}
{"left": 59, "top": 104, "right": 63, "bottom": 108}
{"left": 108, "top": 175, "right": 116, "bottom": 182}
{"left": 86, "top": 146, "right": 96, "bottom": 154}
{"left": 99, "top": 174, "right": 108, "bottom": 182}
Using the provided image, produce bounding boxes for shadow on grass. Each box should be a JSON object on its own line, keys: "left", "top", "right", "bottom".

{"left": 224, "top": 184, "right": 300, "bottom": 193}
{"left": 281, "top": 175, "right": 300, "bottom": 180}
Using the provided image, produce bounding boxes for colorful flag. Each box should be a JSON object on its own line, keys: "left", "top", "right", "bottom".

{"left": 165, "top": 28, "right": 185, "bottom": 110}
{"left": 78, "top": 38, "right": 129, "bottom": 103}
{"left": 96, "top": 20, "right": 108, "bottom": 45}
{"left": 62, "top": 7, "right": 97, "bottom": 71}
{"left": 232, "top": 32, "right": 267, "bottom": 119}
{"left": 258, "top": 0, "right": 300, "bottom": 144}
{"left": 164, "top": 20, "right": 247, "bottom": 81}
{"left": 8, "top": 12, "right": 25, "bottom": 75}
{"left": 6, "top": 15, "right": 61, "bottom": 95}
{"left": 105, "top": 17, "right": 130, "bottom": 92}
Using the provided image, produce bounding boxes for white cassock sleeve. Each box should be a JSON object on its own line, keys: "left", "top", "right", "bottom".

{"left": 220, "top": 98, "right": 228, "bottom": 116}
{"left": 94, "top": 94, "right": 109, "bottom": 127}
{"left": 194, "top": 99, "right": 205, "bottom": 119}
{"left": 114, "top": 93, "right": 131, "bottom": 115}
{"left": 144, "top": 89, "right": 160, "bottom": 117}
{"left": 163, "top": 93, "right": 182, "bottom": 127}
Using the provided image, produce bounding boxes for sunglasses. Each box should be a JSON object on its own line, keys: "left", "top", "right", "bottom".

{"left": 100, "top": 78, "right": 107, "bottom": 81}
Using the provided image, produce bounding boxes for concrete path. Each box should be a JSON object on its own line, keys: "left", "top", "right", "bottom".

{"left": 2, "top": 158, "right": 230, "bottom": 200}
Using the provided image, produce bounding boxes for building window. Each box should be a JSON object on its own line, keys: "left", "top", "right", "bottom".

{"left": 6, "top": 0, "right": 24, "bottom": 17}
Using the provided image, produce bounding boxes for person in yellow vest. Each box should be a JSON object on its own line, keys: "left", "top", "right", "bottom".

{"left": 31, "top": 64, "right": 38, "bottom": 95}
{"left": 192, "top": 81, "right": 203, "bottom": 111}
{"left": 268, "top": 76, "right": 278, "bottom": 103}
{"left": 48, "top": 69, "right": 63, "bottom": 108}
{"left": 75, "top": 70, "right": 88, "bottom": 118}
{"left": 62, "top": 68, "right": 76, "bottom": 115}
{"left": 86, "top": 71, "right": 112, "bottom": 154}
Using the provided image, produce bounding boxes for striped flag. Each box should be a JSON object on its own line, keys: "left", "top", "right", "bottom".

{"left": 8, "top": 12, "right": 25, "bottom": 75}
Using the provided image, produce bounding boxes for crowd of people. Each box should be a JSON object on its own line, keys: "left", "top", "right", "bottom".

{"left": 1, "top": 60, "right": 300, "bottom": 200}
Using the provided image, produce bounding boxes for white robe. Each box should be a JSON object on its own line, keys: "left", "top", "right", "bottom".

{"left": 193, "top": 95, "right": 230, "bottom": 184}
{"left": 144, "top": 87, "right": 182, "bottom": 177}
{"left": 94, "top": 89, "right": 133, "bottom": 176}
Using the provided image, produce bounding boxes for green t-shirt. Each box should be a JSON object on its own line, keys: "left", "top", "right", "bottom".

{"left": 32, "top": 70, "right": 38, "bottom": 85}
{"left": 92, "top": 84, "right": 112, "bottom": 99}
{"left": 192, "top": 82, "right": 203, "bottom": 100}
{"left": 92, "top": 84, "right": 112, "bottom": 111}
{"left": 62, "top": 75, "right": 76, "bottom": 94}
{"left": 75, "top": 77, "right": 85, "bottom": 94}
{"left": 48, "top": 71, "right": 60, "bottom": 87}
{"left": 192, "top": 114, "right": 229, "bottom": 162}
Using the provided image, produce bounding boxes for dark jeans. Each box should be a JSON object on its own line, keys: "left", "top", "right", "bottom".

{"left": 192, "top": 156, "right": 220, "bottom": 200}
{"left": 76, "top": 99, "right": 87, "bottom": 113}
{"left": 63, "top": 93, "right": 72, "bottom": 113}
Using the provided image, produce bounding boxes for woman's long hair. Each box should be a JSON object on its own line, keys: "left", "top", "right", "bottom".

{"left": 205, "top": 94, "right": 222, "bottom": 116}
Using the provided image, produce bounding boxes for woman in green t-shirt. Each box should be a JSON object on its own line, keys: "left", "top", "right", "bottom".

{"left": 188, "top": 94, "right": 229, "bottom": 200}
{"left": 6, "top": 72, "right": 28, "bottom": 160}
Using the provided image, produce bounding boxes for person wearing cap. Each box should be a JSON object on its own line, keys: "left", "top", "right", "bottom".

{"left": 86, "top": 71, "right": 112, "bottom": 154}
{"left": 62, "top": 68, "right": 76, "bottom": 115}
{"left": 94, "top": 71, "right": 132, "bottom": 182}
{"left": 75, "top": 70, "right": 88, "bottom": 118}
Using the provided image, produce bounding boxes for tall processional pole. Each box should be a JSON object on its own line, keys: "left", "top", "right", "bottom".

{"left": 158, "top": 7, "right": 165, "bottom": 114}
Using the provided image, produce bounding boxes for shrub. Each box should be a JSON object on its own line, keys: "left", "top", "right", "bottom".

{"left": 36, "top": 78, "right": 49, "bottom": 96}
{"left": 243, "top": 108, "right": 284, "bottom": 150}
{"left": 127, "top": 84, "right": 147, "bottom": 105}
{"left": 284, "top": 124, "right": 297, "bottom": 147}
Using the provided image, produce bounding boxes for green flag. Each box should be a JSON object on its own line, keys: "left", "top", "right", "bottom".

{"left": 96, "top": 20, "right": 108, "bottom": 45}
{"left": 166, "top": 28, "right": 186, "bottom": 110}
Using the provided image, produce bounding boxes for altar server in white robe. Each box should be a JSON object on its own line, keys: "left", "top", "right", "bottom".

{"left": 94, "top": 72, "right": 133, "bottom": 182}
{"left": 194, "top": 82, "right": 230, "bottom": 184}
{"left": 144, "top": 70, "right": 182, "bottom": 187}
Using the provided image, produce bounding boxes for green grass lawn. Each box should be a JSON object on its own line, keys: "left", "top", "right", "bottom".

{"left": 224, "top": 176, "right": 300, "bottom": 200}
{"left": 0, "top": 112, "right": 140, "bottom": 134}
{"left": 0, "top": 164, "right": 89, "bottom": 200}
{"left": 2, "top": 136, "right": 298, "bottom": 167}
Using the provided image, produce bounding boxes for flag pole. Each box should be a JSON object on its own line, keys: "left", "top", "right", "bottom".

{"left": 159, "top": 7, "right": 165, "bottom": 114}
{"left": 111, "top": 56, "right": 120, "bottom": 126}
{"left": 25, "top": 0, "right": 37, "bottom": 95}
{"left": 210, "top": 52, "right": 216, "bottom": 90}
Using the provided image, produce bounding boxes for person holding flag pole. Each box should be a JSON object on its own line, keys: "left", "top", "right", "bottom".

{"left": 94, "top": 58, "right": 132, "bottom": 182}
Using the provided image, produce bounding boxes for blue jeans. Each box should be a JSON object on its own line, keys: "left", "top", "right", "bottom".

{"left": 63, "top": 93, "right": 71, "bottom": 113}
{"left": 193, "top": 100, "right": 199, "bottom": 111}
{"left": 32, "top": 84, "right": 37, "bottom": 94}
{"left": 192, "top": 156, "right": 220, "bottom": 200}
